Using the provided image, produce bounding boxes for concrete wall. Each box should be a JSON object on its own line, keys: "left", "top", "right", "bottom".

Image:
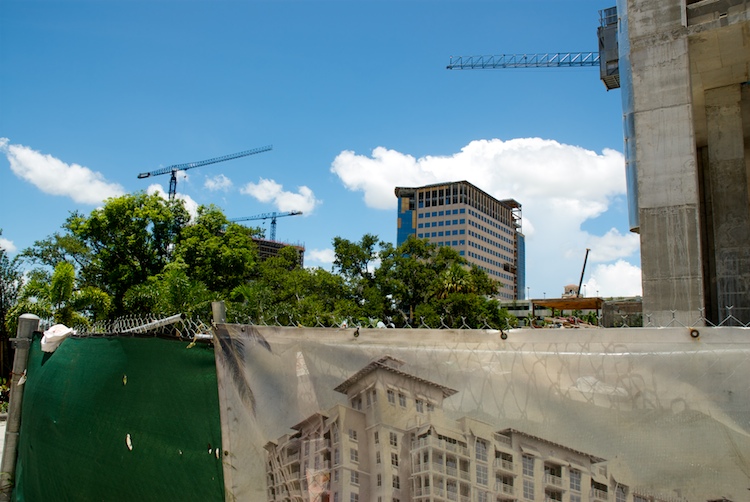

{"left": 624, "top": 0, "right": 750, "bottom": 325}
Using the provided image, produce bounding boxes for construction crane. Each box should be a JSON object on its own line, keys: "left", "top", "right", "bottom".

{"left": 446, "top": 52, "right": 599, "bottom": 70}
{"left": 446, "top": 7, "right": 620, "bottom": 90}
{"left": 137, "top": 145, "right": 273, "bottom": 200}
{"left": 230, "top": 210, "right": 302, "bottom": 241}
{"left": 577, "top": 248, "right": 591, "bottom": 298}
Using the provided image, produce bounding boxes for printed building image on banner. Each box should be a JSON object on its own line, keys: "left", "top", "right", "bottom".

{"left": 213, "top": 325, "right": 750, "bottom": 502}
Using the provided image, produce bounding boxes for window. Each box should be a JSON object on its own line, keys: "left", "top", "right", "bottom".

{"left": 374, "top": 431, "right": 379, "bottom": 444}
{"left": 475, "top": 439, "right": 488, "bottom": 462}
{"left": 416, "top": 400, "right": 423, "bottom": 412}
{"left": 377, "top": 474, "right": 382, "bottom": 486}
{"left": 523, "top": 478, "right": 534, "bottom": 500}
{"left": 426, "top": 402, "right": 434, "bottom": 412}
{"left": 332, "top": 423, "right": 339, "bottom": 443}
{"left": 333, "top": 469, "right": 339, "bottom": 482}
{"left": 616, "top": 486, "right": 628, "bottom": 502}
{"left": 390, "top": 432, "right": 398, "bottom": 447}
{"left": 350, "top": 493, "right": 358, "bottom": 502}
{"left": 398, "top": 393, "right": 406, "bottom": 407}
{"left": 477, "top": 491, "right": 487, "bottom": 502}
{"left": 522, "top": 455, "right": 534, "bottom": 477}
{"left": 350, "top": 448, "right": 358, "bottom": 463}
{"left": 304, "top": 442, "right": 310, "bottom": 455}
{"left": 350, "top": 471, "right": 359, "bottom": 485}
{"left": 392, "top": 475, "right": 400, "bottom": 489}
{"left": 570, "top": 495, "right": 581, "bottom": 502}
{"left": 476, "top": 464, "right": 488, "bottom": 485}
{"left": 376, "top": 452, "right": 381, "bottom": 464}
{"left": 333, "top": 492, "right": 338, "bottom": 502}
{"left": 391, "top": 452, "right": 399, "bottom": 466}
{"left": 334, "top": 448, "right": 340, "bottom": 465}
{"left": 349, "top": 429, "right": 357, "bottom": 442}
{"left": 387, "top": 389, "right": 395, "bottom": 404}
{"left": 570, "top": 469, "right": 581, "bottom": 492}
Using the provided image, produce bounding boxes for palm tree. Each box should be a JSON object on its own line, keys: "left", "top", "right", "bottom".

{"left": 7, "top": 262, "right": 111, "bottom": 330}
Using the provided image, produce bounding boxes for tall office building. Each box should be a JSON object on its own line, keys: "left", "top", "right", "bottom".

{"left": 264, "top": 355, "right": 668, "bottom": 502}
{"left": 394, "top": 181, "right": 525, "bottom": 301}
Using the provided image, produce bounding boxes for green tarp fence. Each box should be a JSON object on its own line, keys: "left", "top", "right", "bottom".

{"left": 13, "top": 334, "right": 224, "bottom": 502}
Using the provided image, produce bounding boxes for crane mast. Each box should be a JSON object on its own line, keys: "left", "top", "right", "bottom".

{"left": 230, "top": 210, "right": 302, "bottom": 241}
{"left": 137, "top": 145, "right": 273, "bottom": 200}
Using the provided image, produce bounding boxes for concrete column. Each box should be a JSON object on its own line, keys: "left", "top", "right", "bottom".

{"left": 0, "top": 314, "right": 40, "bottom": 501}
{"left": 704, "top": 84, "right": 750, "bottom": 323}
{"left": 627, "top": 0, "right": 705, "bottom": 325}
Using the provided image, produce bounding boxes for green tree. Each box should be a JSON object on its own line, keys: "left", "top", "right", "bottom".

{"left": 123, "top": 258, "right": 213, "bottom": 318}
{"left": 0, "top": 231, "right": 23, "bottom": 376}
{"left": 229, "top": 247, "right": 356, "bottom": 326}
{"left": 332, "top": 234, "right": 385, "bottom": 320}
{"left": 61, "top": 193, "right": 189, "bottom": 315}
{"left": 173, "top": 205, "right": 261, "bottom": 295}
{"left": 7, "top": 261, "right": 111, "bottom": 330}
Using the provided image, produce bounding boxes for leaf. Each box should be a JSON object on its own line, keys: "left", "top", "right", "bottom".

{"left": 213, "top": 324, "right": 271, "bottom": 415}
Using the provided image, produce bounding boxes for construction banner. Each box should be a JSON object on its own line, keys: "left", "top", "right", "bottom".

{"left": 214, "top": 325, "right": 750, "bottom": 502}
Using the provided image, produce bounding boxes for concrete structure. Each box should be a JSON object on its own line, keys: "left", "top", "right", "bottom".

{"left": 252, "top": 237, "right": 305, "bottom": 266}
{"left": 264, "top": 355, "right": 669, "bottom": 502}
{"left": 395, "top": 181, "right": 525, "bottom": 300}
{"left": 616, "top": 0, "right": 750, "bottom": 325}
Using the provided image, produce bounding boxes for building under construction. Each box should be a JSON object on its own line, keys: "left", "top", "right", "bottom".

{"left": 614, "top": 0, "right": 750, "bottom": 325}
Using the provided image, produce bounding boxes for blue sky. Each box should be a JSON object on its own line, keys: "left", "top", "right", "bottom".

{"left": 0, "top": 0, "right": 640, "bottom": 299}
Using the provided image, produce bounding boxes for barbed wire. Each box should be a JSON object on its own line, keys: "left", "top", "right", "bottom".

{"left": 34, "top": 306, "right": 750, "bottom": 339}
{"left": 71, "top": 314, "right": 212, "bottom": 340}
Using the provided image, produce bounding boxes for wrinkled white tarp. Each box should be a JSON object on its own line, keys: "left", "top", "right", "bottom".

{"left": 214, "top": 325, "right": 750, "bottom": 501}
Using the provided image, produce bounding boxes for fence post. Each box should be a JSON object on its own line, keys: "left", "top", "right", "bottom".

{"left": 0, "top": 314, "right": 40, "bottom": 501}
{"left": 212, "top": 301, "right": 226, "bottom": 324}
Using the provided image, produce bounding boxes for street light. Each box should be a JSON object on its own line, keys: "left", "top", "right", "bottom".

{"left": 527, "top": 287, "right": 530, "bottom": 300}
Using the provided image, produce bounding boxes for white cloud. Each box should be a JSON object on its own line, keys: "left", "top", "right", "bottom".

{"left": 146, "top": 184, "right": 199, "bottom": 220}
{"left": 205, "top": 174, "right": 232, "bottom": 192}
{"left": 0, "top": 237, "right": 17, "bottom": 254}
{"left": 586, "top": 228, "right": 640, "bottom": 263}
{"left": 1, "top": 138, "right": 124, "bottom": 204}
{"left": 584, "top": 260, "right": 642, "bottom": 298}
{"left": 240, "top": 178, "right": 320, "bottom": 214}
{"left": 306, "top": 248, "right": 336, "bottom": 265}
{"left": 331, "top": 138, "right": 640, "bottom": 297}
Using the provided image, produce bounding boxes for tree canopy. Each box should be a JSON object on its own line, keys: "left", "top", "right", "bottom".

{"left": 4, "top": 194, "right": 516, "bottom": 331}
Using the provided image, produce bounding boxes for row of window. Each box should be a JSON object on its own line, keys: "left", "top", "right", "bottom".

{"left": 351, "top": 388, "right": 437, "bottom": 414}
{"left": 467, "top": 250, "right": 514, "bottom": 282}
{"left": 468, "top": 226, "right": 515, "bottom": 257}
{"left": 417, "top": 218, "right": 467, "bottom": 229}
{"left": 467, "top": 209, "right": 514, "bottom": 235}
{"left": 416, "top": 230, "right": 466, "bottom": 239}
{"left": 418, "top": 208, "right": 467, "bottom": 218}
{"left": 416, "top": 185, "right": 515, "bottom": 224}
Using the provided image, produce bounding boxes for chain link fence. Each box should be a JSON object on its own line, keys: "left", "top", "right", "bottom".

{"left": 38, "top": 305, "right": 748, "bottom": 340}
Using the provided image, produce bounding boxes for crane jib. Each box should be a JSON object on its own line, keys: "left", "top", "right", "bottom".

{"left": 136, "top": 144, "right": 272, "bottom": 200}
